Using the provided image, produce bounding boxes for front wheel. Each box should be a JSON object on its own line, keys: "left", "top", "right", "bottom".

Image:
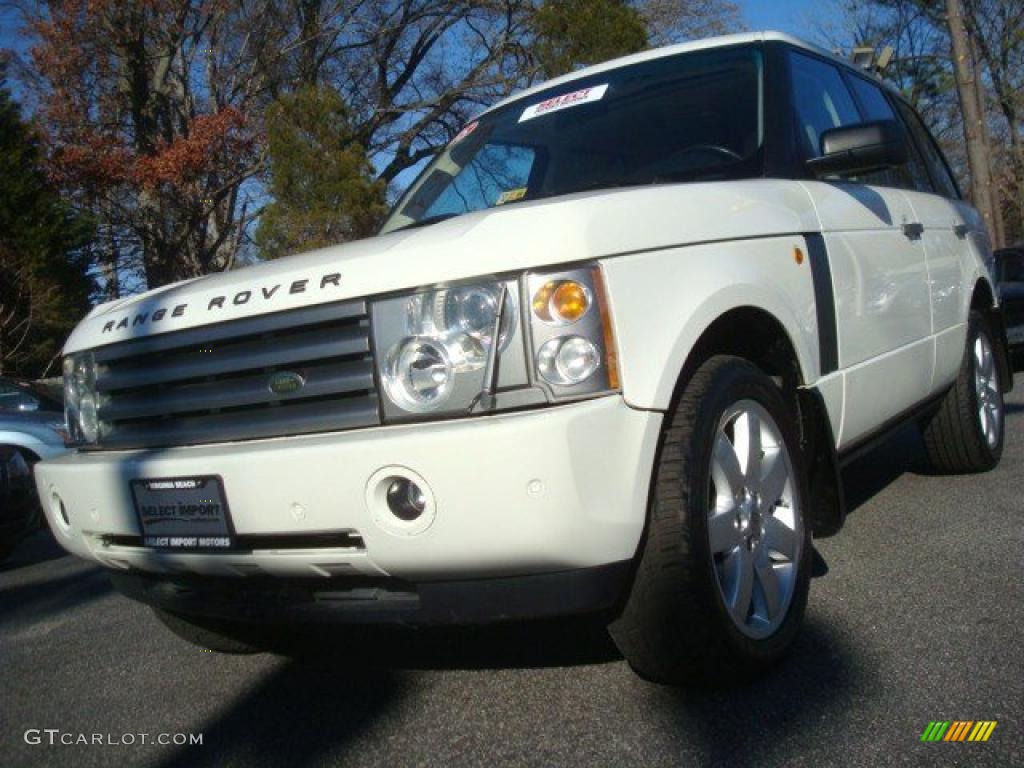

{"left": 610, "top": 355, "right": 812, "bottom": 686}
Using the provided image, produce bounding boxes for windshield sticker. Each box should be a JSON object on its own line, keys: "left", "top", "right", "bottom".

{"left": 495, "top": 187, "right": 527, "bottom": 205}
{"left": 451, "top": 120, "right": 479, "bottom": 144}
{"left": 518, "top": 84, "right": 609, "bottom": 123}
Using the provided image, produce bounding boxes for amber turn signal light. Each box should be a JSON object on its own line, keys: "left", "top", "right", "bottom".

{"left": 532, "top": 280, "right": 591, "bottom": 324}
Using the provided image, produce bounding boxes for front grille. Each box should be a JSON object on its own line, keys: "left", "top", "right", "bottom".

{"left": 91, "top": 299, "right": 380, "bottom": 450}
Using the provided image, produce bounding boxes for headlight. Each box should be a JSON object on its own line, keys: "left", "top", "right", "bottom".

{"left": 382, "top": 337, "right": 455, "bottom": 412}
{"left": 372, "top": 280, "right": 521, "bottom": 419}
{"left": 536, "top": 336, "right": 601, "bottom": 385}
{"left": 370, "top": 266, "right": 619, "bottom": 422}
{"left": 63, "top": 351, "right": 101, "bottom": 445}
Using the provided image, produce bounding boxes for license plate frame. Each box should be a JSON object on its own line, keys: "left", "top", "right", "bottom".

{"left": 130, "top": 475, "right": 236, "bottom": 550}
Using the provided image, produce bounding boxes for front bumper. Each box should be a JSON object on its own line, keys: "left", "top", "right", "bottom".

{"left": 36, "top": 396, "right": 660, "bottom": 589}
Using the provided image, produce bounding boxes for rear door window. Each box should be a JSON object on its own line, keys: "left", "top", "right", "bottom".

{"left": 845, "top": 74, "right": 931, "bottom": 192}
{"left": 894, "top": 101, "right": 961, "bottom": 200}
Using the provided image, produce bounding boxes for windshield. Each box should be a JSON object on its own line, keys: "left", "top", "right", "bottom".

{"left": 381, "top": 45, "right": 764, "bottom": 234}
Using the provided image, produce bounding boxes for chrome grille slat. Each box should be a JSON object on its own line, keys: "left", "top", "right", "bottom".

{"left": 99, "top": 359, "right": 375, "bottom": 421}
{"left": 97, "top": 396, "right": 380, "bottom": 450}
{"left": 92, "top": 300, "right": 367, "bottom": 363}
{"left": 96, "top": 324, "right": 369, "bottom": 392}
{"left": 88, "top": 299, "right": 381, "bottom": 450}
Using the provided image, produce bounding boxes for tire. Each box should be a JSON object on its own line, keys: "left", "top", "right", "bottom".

{"left": 922, "top": 311, "right": 1005, "bottom": 474}
{"left": 152, "top": 607, "right": 268, "bottom": 654}
{"left": 0, "top": 447, "right": 37, "bottom": 559}
{"left": 0, "top": 537, "right": 16, "bottom": 563}
{"left": 609, "top": 355, "right": 812, "bottom": 686}
{"left": 17, "top": 449, "right": 45, "bottom": 531}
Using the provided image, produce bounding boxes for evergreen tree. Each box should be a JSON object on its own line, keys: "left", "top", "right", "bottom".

{"left": 0, "top": 66, "right": 93, "bottom": 377}
{"left": 256, "top": 86, "right": 387, "bottom": 260}
{"left": 533, "top": 0, "right": 650, "bottom": 78}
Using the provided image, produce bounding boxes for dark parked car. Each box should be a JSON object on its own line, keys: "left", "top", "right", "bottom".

{"left": 0, "top": 444, "right": 39, "bottom": 561}
{"left": 994, "top": 246, "right": 1024, "bottom": 357}
{"left": 0, "top": 377, "right": 64, "bottom": 413}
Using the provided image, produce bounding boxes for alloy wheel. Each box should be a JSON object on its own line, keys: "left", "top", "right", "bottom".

{"left": 707, "top": 400, "right": 802, "bottom": 640}
{"left": 973, "top": 333, "right": 1003, "bottom": 449}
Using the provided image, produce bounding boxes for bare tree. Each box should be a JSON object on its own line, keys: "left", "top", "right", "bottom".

{"left": 963, "top": 0, "right": 1024, "bottom": 242}
{"left": 945, "top": 0, "right": 1004, "bottom": 246}
{"left": 639, "top": 0, "right": 743, "bottom": 45}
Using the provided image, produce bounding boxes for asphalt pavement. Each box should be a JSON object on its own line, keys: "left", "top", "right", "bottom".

{"left": 1, "top": 387, "right": 1021, "bottom": 768}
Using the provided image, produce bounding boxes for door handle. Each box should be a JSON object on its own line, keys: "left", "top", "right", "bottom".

{"left": 902, "top": 222, "right": 924, "bottom": 240}
{"left": 953, "top": 223, "right": 969, "bottom": 239}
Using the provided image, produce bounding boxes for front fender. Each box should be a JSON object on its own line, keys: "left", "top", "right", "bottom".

{"left": 601, "top": 236, "right": 822, "bottom": 411}
{"left": 0, "top": 432, "right": 68, "bottom": 462}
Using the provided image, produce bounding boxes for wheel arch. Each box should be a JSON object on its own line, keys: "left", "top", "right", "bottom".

{"left": 669, "top": 305, "right": 807, "bottom": 402}
{"left": 662, "top": 303, "right": 846, "bottom": 537}
{"left": 0, "top": 434, "right": 46, "bottom": 461}
{"left": 972, "top": 277, "right": 1014, "bottom": 393}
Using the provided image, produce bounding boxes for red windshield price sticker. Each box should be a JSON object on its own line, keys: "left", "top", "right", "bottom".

{"left": 451, "top": 120, "right": 479, "bottom": 144}
{"left": 519, "top": 84, "right": 609, "bottom": 123}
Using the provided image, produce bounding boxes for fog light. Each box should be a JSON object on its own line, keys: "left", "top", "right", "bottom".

{"left": 366, "top": 467, "right": 436, "bottom": 537}
{"left": 386, "top": 478, "right": 427, "bottom": 521}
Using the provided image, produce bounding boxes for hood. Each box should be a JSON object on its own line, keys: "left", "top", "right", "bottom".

{"left": 0, "top": 409, "right": 68, "bottom": 445}
{"left": 65, "top": 179, "right": 818, "bottom": 354}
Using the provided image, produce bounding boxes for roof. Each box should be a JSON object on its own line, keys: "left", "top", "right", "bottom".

{"left": 483, "top": 31, "right": 870, "bottom": 116}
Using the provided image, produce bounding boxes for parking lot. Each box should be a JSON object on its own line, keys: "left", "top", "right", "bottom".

{"left": 1, "top": 387, "right": 1021, "bottom": 768}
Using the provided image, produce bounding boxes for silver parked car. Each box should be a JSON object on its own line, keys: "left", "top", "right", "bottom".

{"left": 0, "top": 376, "right": 65, "bottom": 414}
{"left": 0, "top": 409, "right": 69, "bottom": 561}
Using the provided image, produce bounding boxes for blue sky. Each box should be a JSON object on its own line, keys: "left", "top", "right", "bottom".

{"left": 741, "top": 0, "right": 820, "bottom": 37}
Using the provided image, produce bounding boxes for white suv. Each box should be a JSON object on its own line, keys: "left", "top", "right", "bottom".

{"left": 37, "top": 32, "right": 1013, "bottom": 684}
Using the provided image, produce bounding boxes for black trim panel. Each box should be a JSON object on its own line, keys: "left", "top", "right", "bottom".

{"left": 837, "top": 389, "right": 947, "bottom": 467}
{"left": 805, "top": 233, "right": 839, "bottom": 375}
{"left": 798, "top": 387, "right": 846, "bottom": 536}
{"left": 109, "top": 561, "right": 632, "bottom": 626}
{"left": 102, "top": 531, "right": 366, "bottom": 552}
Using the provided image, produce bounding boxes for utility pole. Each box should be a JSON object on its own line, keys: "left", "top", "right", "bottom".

{"left": 945, "top": 0, "right": 1005, "bottom": 248}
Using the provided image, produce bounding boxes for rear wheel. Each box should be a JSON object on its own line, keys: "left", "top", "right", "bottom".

{"left": 922, "top": 311, "right": 1004, "bottom": 474}
{"left": 610, "top": 355, "right": 811, "bottom": 685}
{"left": 152, "top": 607, "right": 268, "bottom": 654}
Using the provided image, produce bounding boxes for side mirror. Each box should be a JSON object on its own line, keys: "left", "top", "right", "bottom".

{"left": 806, "top": 119, "right": 909, "bottom": 178}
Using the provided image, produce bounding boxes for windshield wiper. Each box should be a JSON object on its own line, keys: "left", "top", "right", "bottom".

{"left": 390, "top": 212, "right": 461, "bottom": 233}
{"left": 527, "top": 180, "right": 648, "bottom": 203}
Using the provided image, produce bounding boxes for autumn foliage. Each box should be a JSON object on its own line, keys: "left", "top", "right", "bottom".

{"left": 26, "top": 0, "right": 262, "bottom": 289}
{"left": 133, "top": 108, "right": 249, "bottom": 189}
